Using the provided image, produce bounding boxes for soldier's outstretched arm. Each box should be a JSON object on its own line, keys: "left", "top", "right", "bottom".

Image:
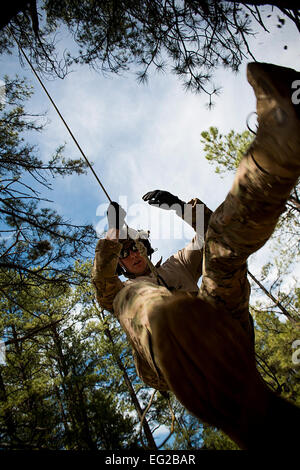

{"left": 92, "top": 200, "right": 127, "bottom": 313}
{"left": 142, "top": 190, "right": 212, "bottom": 282}
{"left": 142, "top": 190, "right": 212, "bottom": 233}
{"left": 173, "top": 198, "right": 212, "bottom": 283}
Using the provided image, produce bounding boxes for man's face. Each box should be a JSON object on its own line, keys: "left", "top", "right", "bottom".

{"left": 119, "top": 243, "right": 148, "bottom": 275}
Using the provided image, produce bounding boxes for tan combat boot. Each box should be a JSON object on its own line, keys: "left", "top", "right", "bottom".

{"left": 247, "top": 62, "right": 300, "bottom": 178}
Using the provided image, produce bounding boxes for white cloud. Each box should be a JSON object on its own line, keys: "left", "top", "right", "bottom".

{"left": 1, "top": 13, "right": 299, "bottom": 271}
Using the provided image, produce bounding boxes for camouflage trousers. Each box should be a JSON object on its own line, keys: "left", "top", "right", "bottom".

{"left": 113, "top": 153, "right": 298, "bottom": 394}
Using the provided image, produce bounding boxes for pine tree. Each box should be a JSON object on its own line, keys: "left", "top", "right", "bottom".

{"left": 1, "top": 1, "right": 299, "bottom": 100}
{"left": 0, "top": 75, "right": 97, "bottom": 302}
{"left": 0, "top": 267, "right": 139, "bottom": 449}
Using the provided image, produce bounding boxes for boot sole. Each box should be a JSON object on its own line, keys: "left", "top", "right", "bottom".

{"left": 246, "top": 62, "right": 300, "bottom": 176}
{"left": 247, "top": 62, "right": 300, "bottom": 120}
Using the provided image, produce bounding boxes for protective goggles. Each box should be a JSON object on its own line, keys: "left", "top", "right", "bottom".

{"left": 119, "top": 242, "right": 139, "bottom": 259}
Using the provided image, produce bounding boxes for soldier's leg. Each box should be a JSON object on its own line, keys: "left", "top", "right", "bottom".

{"left": 247, "top": 62, "right": 300, "bottom": 178}
{"left": 113, "top": 280, "right": 172, "bottom": 391}
{"left": 114, "top": 63, "right": 300, "bottom": 449}
{"left": 149, "top": 62, "right": 300, "bottom": 448}
{"left": 149, "top": 294, "right": 300, "bottom": 449}
{"left": 198, "top": 62, "right": 300, "bottom": 335}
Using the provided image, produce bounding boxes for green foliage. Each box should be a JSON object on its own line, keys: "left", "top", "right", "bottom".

{"left": 201, "top": 425, "right": 239, "bottom": 450}
{"left": 0, "top": 265, "right": 139, "bottom": 449}
{"left": 200, "top": 126, "right": 254, "bottom": 175}
{"left": 1, "top": 1, "right": 298, "bottom": 101}
{"left": 0, "top": 260, "right": 215, "bottom": 450}
{"left": 253, "top": 307, "right": 300, "bottom": 406}
{"left": 163, "top": 406, "right": 204, "bottom": 450}
{"left": 0, "top": 76, "right": 143, "bottom": 448}
{"left": 0, "top": 75, "right": 97, "bottom": 298}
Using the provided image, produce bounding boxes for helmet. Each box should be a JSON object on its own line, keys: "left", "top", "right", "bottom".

{"left": 116, "top": 230, "right": 155, "bottom": 278}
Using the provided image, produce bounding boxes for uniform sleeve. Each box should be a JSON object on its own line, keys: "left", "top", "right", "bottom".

{"left": 91, "top": 238, "right": 124, "bottom": 313}
{"left": 174, "top": 198, "right": 213, "bottom": 283}
{"left": 177, "top": 197, "right": 212, "bottom": 233}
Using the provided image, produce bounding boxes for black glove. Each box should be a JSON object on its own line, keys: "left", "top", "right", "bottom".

{"left": 142, "top": 190, "right": 185, "bottom": 210}
{"left": 107, "top": 202, "right": 126, "bottom": 230}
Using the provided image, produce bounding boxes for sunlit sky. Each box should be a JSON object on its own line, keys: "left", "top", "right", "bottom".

{"left": 1, "top": 8, "right": 299, "bottom": 292}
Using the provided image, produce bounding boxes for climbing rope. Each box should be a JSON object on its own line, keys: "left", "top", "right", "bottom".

{"left": 7, "top": 26, "right": 166, "bottom": 287}
{"left": 7, "top": 26, "right": 112, "bottom": 203}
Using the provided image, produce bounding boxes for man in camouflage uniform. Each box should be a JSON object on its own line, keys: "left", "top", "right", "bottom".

{"left": 92, "top": 62, "right": 300, "bottom": 448}
{"left": 93, "top": 194, "right": 213, "bottom": 389}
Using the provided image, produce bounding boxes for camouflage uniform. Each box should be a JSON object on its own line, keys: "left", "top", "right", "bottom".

{"left": 92, "top": 198, "right": 212, "bottom": 390}
{"left": 92, "top": 61, "right": 300, "bottom": 449}
{"left": 92, "top": 149, "right": 297, "bottom": 391}
{"left": 147, "top": 153, "right": 299, "bottom": 449}
{"left": 198, "top": 153, "right": 297, "bottom": 335}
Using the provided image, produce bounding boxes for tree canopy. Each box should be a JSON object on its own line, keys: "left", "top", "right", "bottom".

{"left": 1, "top": 1, "right": 299, "bottom": 104}
{"left": 0, "top": 75, "right": 97, "bottom": 306}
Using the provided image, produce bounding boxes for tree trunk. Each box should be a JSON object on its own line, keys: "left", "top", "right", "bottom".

{"left": 103, "top": 323, "right": 158, "bottom": 450}
{"left": 0, "top": 370, "right": 20, "bottom": 447}
{"left": 0, "top": 0, "right": 31, "bottom": 31}
{"left": 50, "top": 325, "right": 79, "bottom": 445}
{"left": 71, "top": 366, "right": 98, "bottom": 451}
{"left": 53, "top": 383, "right": 73, "bottom": 447}
{"left": 247, "top": 270, "right": 298, "bottom": 322}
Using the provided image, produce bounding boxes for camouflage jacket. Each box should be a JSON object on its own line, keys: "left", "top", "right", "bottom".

{"left": 91, "top": 198, "right": 212, "bottom": 316}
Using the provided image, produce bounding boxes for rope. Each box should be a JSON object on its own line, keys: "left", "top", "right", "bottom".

{"left": 7, "top": 26, "right": 112, "bottom": 203}
{"left": 8, "top": 25, "right": 167, "bottom": 287}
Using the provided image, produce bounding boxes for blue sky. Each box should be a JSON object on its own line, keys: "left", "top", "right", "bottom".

{"left": 1, "top": 9, "right": 299, "bottom": 286}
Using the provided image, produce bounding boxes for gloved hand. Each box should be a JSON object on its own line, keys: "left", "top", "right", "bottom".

{"left": 142, "top": 190, "right": 185, "bottom": 210}
{"left": 107, "top": 201, "right": 127, "bottom": 230}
